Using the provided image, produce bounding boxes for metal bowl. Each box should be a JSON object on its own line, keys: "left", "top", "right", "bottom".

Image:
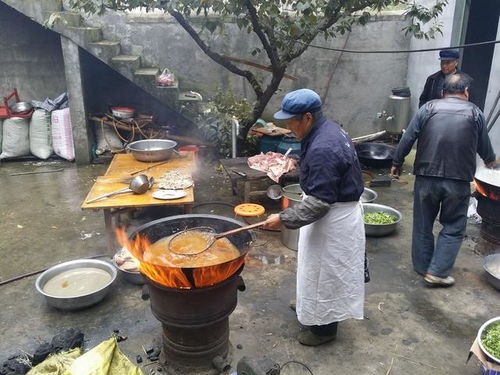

{"left": 127, "top": 139, "right": 178, "bottom": 162}
{"left": 113, "top": 260, "right": 145, "bottom": 285}
{"left": 361, "top": 188, "right": 378, "bottom": 203}
{"left": 477, "top": 316, "right": 500, "bottom": 365}
{"left": 362, "top": 203, "right": 402, "bottom": 237}
{"left": 35, "top": 259, "right": 117, "bottom": 310}
{"left": 483, "top": 254, "right": 500, "bottom": 291}
{"left": 9, "top": 101, "right": 33, "bottom": 114}
{"left": 111, "top": 106, "right": 135, "bottom": 119}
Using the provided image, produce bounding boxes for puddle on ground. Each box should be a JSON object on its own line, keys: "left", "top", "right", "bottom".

{"left": 250, "top": 254, "right": 285, "bottom": 265}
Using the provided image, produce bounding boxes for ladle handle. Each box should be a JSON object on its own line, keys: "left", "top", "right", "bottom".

{"left": 86, "top": 187, "right": 132, "bottom": 203}
{"left": 215, "top": 220, "right": 268, "bottom": 239}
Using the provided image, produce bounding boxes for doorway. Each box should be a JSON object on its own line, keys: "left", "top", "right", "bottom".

{"left": 460, "top": 0, "right": 500, "bottom": 110}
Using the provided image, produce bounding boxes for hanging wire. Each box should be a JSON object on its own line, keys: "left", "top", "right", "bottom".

{"left": 295, "top": 39, "right": 500, "bottom": 54}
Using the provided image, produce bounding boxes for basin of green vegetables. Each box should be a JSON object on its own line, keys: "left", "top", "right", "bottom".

{"left": 478, "top": 317, "right": 500, "bottom": 364}
{"left": 362, "top": 203, "right": 402, "bottom": 237}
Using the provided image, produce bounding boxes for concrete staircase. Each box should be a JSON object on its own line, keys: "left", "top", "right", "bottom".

{"left": 1, "top": 0, "right": 203, "bottom": 109}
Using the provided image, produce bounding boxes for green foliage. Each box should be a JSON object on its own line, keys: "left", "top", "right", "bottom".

{"left": 197, "top": 90, "right": 256, "bottom": 157}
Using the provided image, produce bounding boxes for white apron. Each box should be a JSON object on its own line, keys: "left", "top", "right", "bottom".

{"left": 296, "top": 201, "right": 365, "bottom": 326}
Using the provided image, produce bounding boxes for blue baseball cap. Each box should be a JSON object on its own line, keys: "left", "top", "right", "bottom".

{"left": 439, "top": 49, "right": 459, "bottom": 60}
{"left": 274, "top": 89, "right": 322, "bottom": 120}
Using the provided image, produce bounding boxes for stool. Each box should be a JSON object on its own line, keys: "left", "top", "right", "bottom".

{"left": 234, "top": 203, "right": 265, "bottom": 224}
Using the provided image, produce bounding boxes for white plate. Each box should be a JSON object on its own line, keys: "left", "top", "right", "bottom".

{"left": 152, "top": 190, "right": 187, "bottom": 200}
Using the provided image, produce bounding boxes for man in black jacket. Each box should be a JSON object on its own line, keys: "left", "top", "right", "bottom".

{"left": 419, "top": 49, "right": 474, "bottom": 107}
{"left": 391, "top": 74, "right": 497, "bottom": 287}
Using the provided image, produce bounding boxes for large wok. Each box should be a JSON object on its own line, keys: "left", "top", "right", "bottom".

{"left": 130, "top": 214, "right": 255, "bottom": 288}
{"left": 475, "top": 165, "right": 500, "bottom": 197}
{"left": 355, "top": 142, "right": 396, "bottom": 168}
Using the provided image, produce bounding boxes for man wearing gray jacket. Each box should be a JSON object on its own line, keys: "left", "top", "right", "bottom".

{"left": 391, "top": 73, "right": 497, "bottom": 286}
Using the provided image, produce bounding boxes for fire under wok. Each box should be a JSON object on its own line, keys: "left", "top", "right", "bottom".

{"left": 126, "top": 214, "right": 255, "bottom": 289}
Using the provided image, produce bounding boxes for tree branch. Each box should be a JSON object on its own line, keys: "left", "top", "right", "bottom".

{"left": 284, "top": 2, "right": 367, "bottom": 62}
{"left": 169, "top": 9, "right": 264, "bottom": 97}
{"left": 243, "top": 0, "right": 280, "bottom": 70}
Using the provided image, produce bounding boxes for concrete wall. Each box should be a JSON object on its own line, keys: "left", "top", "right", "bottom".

{"left": 0, "top": 1, "right": 66, "bottom": 102}
{"left": 406, "top": 0, "right": 457, "bottom": 112}
{"left": 484, "top": 17, "right": 500, "bottom": 151}
{"left": 81, "top": 10, "right": 411, "bottom": 137}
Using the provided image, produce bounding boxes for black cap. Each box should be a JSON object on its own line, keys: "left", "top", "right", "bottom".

{"left": 439, "top": 49, "right": 459, "bottom": 61}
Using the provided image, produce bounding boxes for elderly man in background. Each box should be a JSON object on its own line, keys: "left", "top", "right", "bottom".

{"left": 392, "top": 74, "right": 496, "bottom": 287}
{"left": 265, "top": 89, "right": 365, "bottom": 346}
{"left": 419, "top": 49, "right": 474, "bottom": 107}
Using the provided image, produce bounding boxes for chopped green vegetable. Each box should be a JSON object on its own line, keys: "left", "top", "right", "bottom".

{"left": 364, "top": 211, "right": 398, "bottom": 225}
{"left": 482, "top": 322, "right": 500, "bottom": 359}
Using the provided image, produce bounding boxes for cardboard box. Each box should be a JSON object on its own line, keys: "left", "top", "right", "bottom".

{"left": 467, "top": 338, "right": 500, "bottom": 375}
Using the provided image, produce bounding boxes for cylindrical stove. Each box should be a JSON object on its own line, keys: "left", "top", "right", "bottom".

{"left": 124, "top": 214, "right": 254, "bottom": 374}
{"left": 146, "top": 271, "right": 245, "bottom": 374}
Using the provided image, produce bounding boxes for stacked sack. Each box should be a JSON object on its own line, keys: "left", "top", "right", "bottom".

{"left": 0, "top": 108, "right": 75, "bottom": 161}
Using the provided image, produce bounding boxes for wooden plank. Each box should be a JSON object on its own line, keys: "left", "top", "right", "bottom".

{"left": 82, "top": 153, "right": 195, "bottom": 210}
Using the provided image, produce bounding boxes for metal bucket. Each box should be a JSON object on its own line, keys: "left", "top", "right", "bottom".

{"left": 281, "top": 184, "right": 303, "bottom": 251}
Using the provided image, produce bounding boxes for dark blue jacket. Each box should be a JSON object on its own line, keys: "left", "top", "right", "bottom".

{"left": 299, "top": 115, "right": 364, "bottom": 204}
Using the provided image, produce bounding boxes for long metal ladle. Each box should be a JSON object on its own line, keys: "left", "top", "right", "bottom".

{"left": 168, "top": 220, "right": 267, "bottom": 256}
{"left": 86, "top": 174, "right": 153, "bottom": 203}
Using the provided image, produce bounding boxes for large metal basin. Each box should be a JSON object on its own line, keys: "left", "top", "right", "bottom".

{"left": 127, "top": 139, "right": 177, "bottom": 162}
{"left": 35, "top": 259, "right": 117, "bottom": 310}
{"left": 477, "top": 316, "right": 500, "bottom": 365}
{"left": 361, "top": 188, "right": 378, "bottom": 203}
{"left": 362, "top": 203, "right": 402, "bottom": 237}
{"left": 483, "top": 254, "right": 500, "bottom": 291}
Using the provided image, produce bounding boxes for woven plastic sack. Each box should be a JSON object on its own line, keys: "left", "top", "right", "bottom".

{"left": 51, "top": 108, "right": 75, "bottom": 161}
{"left": 28, "top": 348, "right": 81, "bottom": 375}
{"left": 0, "top": 117, "right": 30, "bottom": 159}
{"left": 67, "top": 337, "right": 143, "bottom": 375}
{"left": 94, "top": 120, "right": 123, "bottom": 155}
{"left": 0, "top": 119, "right": 3, "bottom": 154}
{"left": 30, "top": 109, "right": 53, "bottom": 159}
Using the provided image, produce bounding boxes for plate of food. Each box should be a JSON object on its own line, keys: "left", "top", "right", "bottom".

{"left": 152, "top": 190, "right": 187, "bottom": 200}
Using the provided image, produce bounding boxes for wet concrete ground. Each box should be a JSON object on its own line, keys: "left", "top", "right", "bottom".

{"left": 0, "top": 156, "right": 498, "bottom": 375}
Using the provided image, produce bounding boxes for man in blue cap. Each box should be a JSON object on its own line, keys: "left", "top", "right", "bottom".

{"left": 264, "top": 89, "right": 366, "bottom": 346}
{"left": 419, "top": 49, "right": 474, "bottom": 107}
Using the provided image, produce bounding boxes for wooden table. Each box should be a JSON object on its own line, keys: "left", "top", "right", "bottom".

{"left": 82, "top": 153, "right": 195, "bottom": 251}
{"left": 219, "top": 157, "right": 299, "bottom": 202}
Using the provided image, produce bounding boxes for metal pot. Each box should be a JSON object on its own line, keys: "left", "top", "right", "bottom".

{"left": 35, "top": 259, "right": 117, "bottom": 310}
{"left": 130, "top": 214, "right": 255, "bottom": 288}
{"left": 281, "top": 184, "right": 303, "bottom": 251}
{"left": 355, "top": 142, "right": 396, "bottom": 168}
{"left": 9, "top": 101, "right": 33, "bottom": 114}
{"left": 127, "top": 139, "right": 178, "bottom": 162}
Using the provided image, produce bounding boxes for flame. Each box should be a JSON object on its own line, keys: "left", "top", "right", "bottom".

{"left": 115, "top": 227, "right": 192, "bottom": 289}
{"left": 474, "top": 180, "right": 500, "bottom": 201}
{"left": 193, "top": 256, "right": 246, "bottom": 288}
{"left": 115, "top": 227, "right": 243, "bottom": 289}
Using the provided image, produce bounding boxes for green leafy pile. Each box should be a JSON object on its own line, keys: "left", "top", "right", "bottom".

{"left": 364, "top": 212, "right": 398, "bottom": 225}
{"left": 482, "top": 322, "right": 500, "bottom": 360}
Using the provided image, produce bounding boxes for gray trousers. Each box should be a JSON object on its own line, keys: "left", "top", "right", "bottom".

{"left": 412, "top": 176, "right": 470, "bottom": 278}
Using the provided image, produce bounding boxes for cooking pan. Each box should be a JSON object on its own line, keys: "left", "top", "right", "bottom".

{"left": 129, "top": 214, "right": 255, "bottom": 289}
{"left": 355, "top": 142, "right": 396, "bottom": 168}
